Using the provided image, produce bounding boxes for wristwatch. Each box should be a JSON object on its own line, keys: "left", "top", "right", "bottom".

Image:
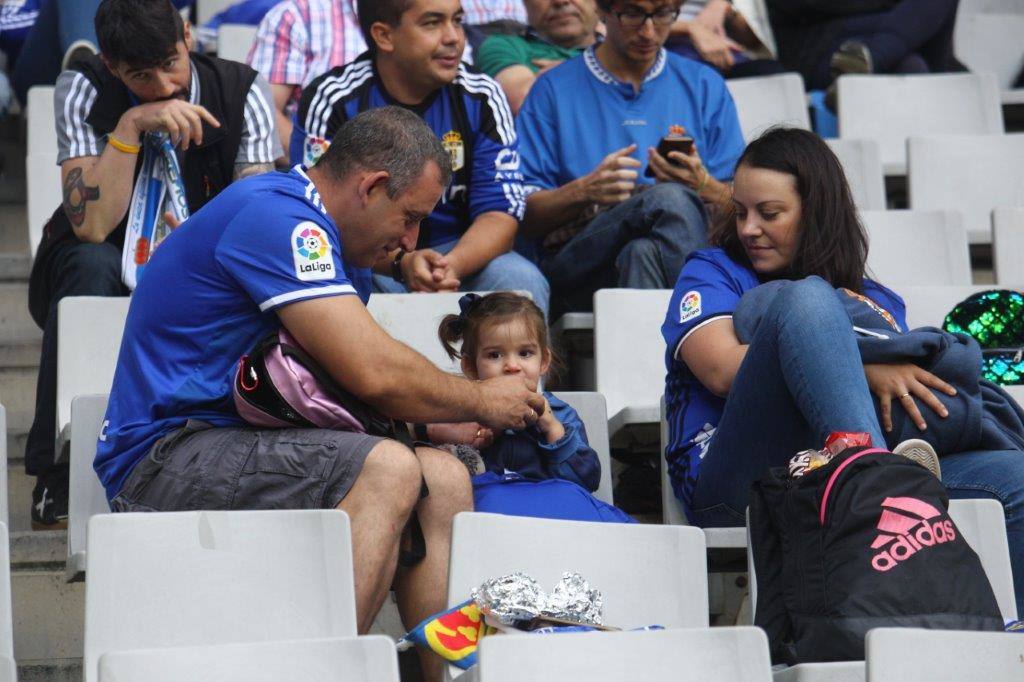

{"left": 391, "top": 250, "right": 406, "bottom": 283}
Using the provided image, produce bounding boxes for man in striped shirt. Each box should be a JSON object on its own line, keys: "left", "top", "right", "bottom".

{"left": 25, "top": 0, "right": 280, "bottom": 530}
{"left": 293, "top": 0, "right": 549, "bottom": 317}
{"left": 247, "top": 0, "right": 365, "bottom": 155}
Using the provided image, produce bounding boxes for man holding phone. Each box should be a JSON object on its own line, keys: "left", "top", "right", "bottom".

{"left": 516, "top": 0, "right": 744, "bottom": 314}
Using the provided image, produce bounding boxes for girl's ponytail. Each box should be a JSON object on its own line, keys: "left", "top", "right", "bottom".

{"left": 438, "top": 313, "right": 466, "bottom": 361}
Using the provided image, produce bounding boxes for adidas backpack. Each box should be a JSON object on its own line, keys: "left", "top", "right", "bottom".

{"left": 749, "top": 447, "right": 1003, "bottom": 664}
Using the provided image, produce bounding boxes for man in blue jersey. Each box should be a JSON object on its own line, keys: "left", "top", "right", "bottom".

{"left": 516, "top": 0, "right": 745, "bottom": 314}
{"left": 292, "top": 0, "right": 550, "bottom": 317}
{"left": 96, "top": 107, "right": 545, "bottom": 678}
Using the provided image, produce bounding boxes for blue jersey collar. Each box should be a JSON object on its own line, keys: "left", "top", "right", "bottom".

{"left": 583, "top": 45, "right": 666, "bottom": 93}
{"left": 292, "top": 165, "right": 327, "bottom": 216}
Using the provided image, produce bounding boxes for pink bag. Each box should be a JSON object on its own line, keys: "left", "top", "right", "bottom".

{"left": 233, "top": 328, "right": 397, "bottom": 437}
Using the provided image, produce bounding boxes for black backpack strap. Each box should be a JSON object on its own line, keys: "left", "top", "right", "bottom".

{"left": 749, "top": 477, "right": 797, "bottom": 665}
{"left": 398, "top": 477, "right": 430, "bottom": 567}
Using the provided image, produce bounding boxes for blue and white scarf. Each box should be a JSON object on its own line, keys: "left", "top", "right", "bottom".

{"left": 121, "top": 132, "right": 189, "bottom": 289}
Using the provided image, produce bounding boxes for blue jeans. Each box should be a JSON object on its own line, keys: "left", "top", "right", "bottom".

{"left": 687, "top": 277, "right": 1024, "bottom": 616}
{"left": 373, "top": 239, "right": 551, "bottom": 320}
{"left": 12, "top": 0, "right": 99, "bottom": 105}
{"left": 541, "top": 183, "right": 708, "bottom": 314}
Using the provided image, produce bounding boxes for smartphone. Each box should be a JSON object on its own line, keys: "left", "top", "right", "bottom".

{"left": 645, "top": 135, "right": 694, "bottom": 177}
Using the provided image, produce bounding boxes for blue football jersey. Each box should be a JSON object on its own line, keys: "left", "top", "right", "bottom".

{"left": 293, "top": 55, "right": 525, "bottom": 248}
{"left": 95, "top": 166, "right": 365, "bottom": 501}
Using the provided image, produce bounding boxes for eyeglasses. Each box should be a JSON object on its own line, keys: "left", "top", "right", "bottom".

{"left": 614, "top": 8, "right": 680, "bottom": 29}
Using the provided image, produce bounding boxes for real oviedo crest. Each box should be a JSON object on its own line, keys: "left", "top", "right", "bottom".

{"left": 291, "top": 221, "right": 336, "bottom": 281}
{"left": 442, "top": 130, "right": 465, "bottom": 172}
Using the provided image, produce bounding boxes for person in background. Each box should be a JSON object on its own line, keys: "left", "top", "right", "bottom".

{"left": 10, "top": 0, "right": 193, "bottom": 105}
{"left": 247, "top": 0, "right": 365, "bottom": 154}
{"left": 295, "top": 0, "right": 550, "bottom": 317}
{"left": 766, "top": 0, "right": 962, "bottom": 97}
{"left": 662, "top": 127, "right": 1024, "bottom": 615}
{"left": 666, "top": 0, "right": 784, "bottom": 78}
{"left": 515, "top": 0, "right": 744, "bottom": 316}
{"left": 475, "top": 0, "right": 600, "bottom": 114}
{"left": 461, "top": 0, "right": 528, "bottom": 51}
{"left": 25, "top": 0, "right": 278, "bottom": 529}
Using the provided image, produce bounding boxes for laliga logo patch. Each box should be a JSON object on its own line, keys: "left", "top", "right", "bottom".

{"left": 442, "top": 130, "right": 465, "bottom": 172}
{"left": 292, "top": 221, "right": 335, "bottom": 281}
{"left": 304, "top": 136, "right": 330, "bottom": 167}
{"left": 679, "top": 291, "right": 702, "bottom": 323}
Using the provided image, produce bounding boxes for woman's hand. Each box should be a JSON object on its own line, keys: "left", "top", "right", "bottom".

{"left": 535, "top": 396, "right": 566, "bottom": 444}
{"left": 426, "top": 422, "right": 495, "bottom": 449}
{"left": 864, "top": 363, "right": 957, "bottom": 433}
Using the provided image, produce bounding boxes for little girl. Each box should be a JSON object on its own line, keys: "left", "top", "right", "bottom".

{"left": 425, "top": 292, "right": 631, "bottom": 523}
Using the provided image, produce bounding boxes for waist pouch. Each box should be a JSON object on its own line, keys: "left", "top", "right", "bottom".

{"left": 750, "top": 447, "right": 1003, "bottom": 664}
{"left": 234, "top": 328, "right": 400, "bottom": 438}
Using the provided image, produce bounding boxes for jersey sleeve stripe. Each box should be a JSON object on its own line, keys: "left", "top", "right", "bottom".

{"left": 304, "top": 59, "right": 373, "bottom": 140}
{"left": 258, "top": 283, "right": 357, "bottom": 311}
{"left": 455, "top": 68, "right": 516, "bottom": 145}
{"left": 675, "top": 314, "right": 733, "bottom": 357}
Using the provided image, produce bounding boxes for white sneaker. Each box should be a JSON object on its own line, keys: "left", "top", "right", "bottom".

{"left": 62, "top": 40, "right": 97, "bottom": 70}
{"left": 893, "top": 438, "right": 941, "bottom": 479}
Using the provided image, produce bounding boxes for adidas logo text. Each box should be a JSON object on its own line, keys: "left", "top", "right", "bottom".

{"left": 870, "top": 496, "right": 957, "bottom": 572}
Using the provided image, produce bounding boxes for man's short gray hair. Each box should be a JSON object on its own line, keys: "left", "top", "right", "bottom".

{"left": 318, "top": 106, "right": 452, "bottom": 197}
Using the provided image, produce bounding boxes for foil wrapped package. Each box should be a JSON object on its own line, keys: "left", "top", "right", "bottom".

{"left": 472, "top": 572, "right": 603, "bottom": 626}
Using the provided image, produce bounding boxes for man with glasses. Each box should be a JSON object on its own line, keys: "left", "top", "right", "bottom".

{"left": 516, "top": 0, "right": 744, "bottom": 315}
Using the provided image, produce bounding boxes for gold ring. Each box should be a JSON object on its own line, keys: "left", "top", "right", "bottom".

{"left": 899, "top": 392, "right": 911, "bottom": 400}
{"left": 475, "top": 428, "right": 483, "bottom": 438}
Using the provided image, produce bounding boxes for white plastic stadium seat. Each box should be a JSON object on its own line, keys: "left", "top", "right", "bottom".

{"left": 552, "top": 392, "right": 614, "bottom": 505}
{"left": 98, "top": 635, "right": 399, "bottom": 682}
{"left": 0, "top": 406, "right": 8, "bottom": 527}
{"left": 837, "top": 73, "right": 1003, "bottom": 175}
{"left": 475, "top": 626, "right": 772, "bottom": 682}
{"left": 866, "top": 628, "right": 1024, "bottom": 681}
{"left": 447, "top": 512, "right": 709, "bottom": 629}
{"left": 368, "top": 291, "right": 524, "bottom": 375}
{"left": 947, "top": 499, "right": 1017, "bottom": 622}
{"left": 826, "top": 139, "right": 886, "bottom": 211}
{"left": 196, "top": 0, "right": 238, "bottom": 25}
{"left": 954, "top": 12, "right": 1024, "bottom": 102}
{"left": 217, "top": 24, "right": 258, "bottom": 65}
{"left": 0, "top": 524, "right": 13, "bottom": 660}
{"left": 0, "top": 655, "right": 13, "bottom": 682}
{"left": 27, "top": 86, "right": 59, "bottom": 256}
{"left": 898, "top": 284, "right": 1008, "bottom": 330}
{"left": 726, "top": 73, "right": 810, "bottom": 142}
{"left": 66, "top": 394, "right": 112, "bottom": 578}
{"left": 1007, "top": 386, "right": 1024, "bottom": 412}
{"left": 861, "top": 210, "right": 971, "bottom": 286}
{"left": 56, "top": 297, "right": 130, "bottom": 453}
{"left": 594, "top": 289, "right": 672, "bottom": 436}
{"left": 993, "top": 206, "right": 1024, "bottom": 285}
{"left": 84, "top": 510, "right": 357, "bottom": 682}
{"left": 908, "top": 134, "right": 1024, "bottom": 244}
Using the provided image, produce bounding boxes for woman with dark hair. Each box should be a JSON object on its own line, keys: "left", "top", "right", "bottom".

{"left": 662, "top": 127, "right": 1024, "bottom": 611}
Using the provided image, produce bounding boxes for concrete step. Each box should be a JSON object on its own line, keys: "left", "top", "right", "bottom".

{"left": 0, "top": 282, "right": 36, "bottom": 344}
{"left": 0, "top": 253, "right": 30, "bottom": 283}
{"left": 17, "top": 659, "right": 81, "bottom": 682}
{"left": 9, "top": 465, "right": 36, "bottom": 533}
{"left": 10, "top": 530, "right": 66, "bottom": 570}
{"left": 0, "top": 205, "right": 29, "bottom": 256}
{"left": 0, "top": 366, "right": 37, "bottom": 439}
{"left": 11, "top": 569, "right": 84, "bottom": 662}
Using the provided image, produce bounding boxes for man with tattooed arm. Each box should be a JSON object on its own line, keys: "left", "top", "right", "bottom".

{"left": 25, "top": 0, "right": 280, "bottom": 528}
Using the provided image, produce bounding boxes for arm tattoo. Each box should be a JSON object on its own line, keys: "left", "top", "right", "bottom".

{"left": 62, "top": 167, "right": 101, "bottom": 227}
{"left": 233, "top": 162, "right": 274, "bottom": 181}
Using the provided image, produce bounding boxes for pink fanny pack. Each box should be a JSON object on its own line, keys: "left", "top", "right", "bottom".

{"left": 233, "top": 328, "right": 397, "bottom": 437}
